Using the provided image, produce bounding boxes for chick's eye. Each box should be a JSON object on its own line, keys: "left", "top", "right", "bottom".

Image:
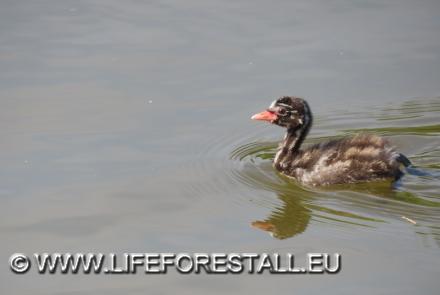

{"left": 277, "top": 108, "right": 288, "bottom": 116}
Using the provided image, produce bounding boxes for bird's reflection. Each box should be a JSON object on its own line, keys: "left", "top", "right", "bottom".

{"left": 252, "top": 192, "right": 311, "bottom": 239}
{"left": 251, "top": 179, "right": 440, "bottom": 240}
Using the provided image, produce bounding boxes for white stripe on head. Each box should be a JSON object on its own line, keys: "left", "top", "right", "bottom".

{"left": 269, "top": 100, "right": 277, "bottom": 109}
{"left": 277, "top": 103, "right": 292, "bottom": 109}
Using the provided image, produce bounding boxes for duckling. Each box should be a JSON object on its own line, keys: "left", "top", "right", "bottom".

{"left": 251, "top": 96, "right": 410, "bottom": 186}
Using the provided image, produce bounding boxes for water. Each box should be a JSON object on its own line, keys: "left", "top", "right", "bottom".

{"left": 1, "top": 0, "right": 440, "bottom": 294}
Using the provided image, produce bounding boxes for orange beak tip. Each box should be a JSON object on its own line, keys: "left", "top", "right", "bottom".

{"left": 251, "top": 110, "right": 278, "bottom": 122}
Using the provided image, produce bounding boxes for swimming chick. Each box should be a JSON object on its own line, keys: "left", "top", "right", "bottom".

{"left": 251, "top": 96, "right": 410, "bottom": 186}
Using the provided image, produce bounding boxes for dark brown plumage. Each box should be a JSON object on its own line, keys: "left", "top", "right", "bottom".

{"left": 251, "top": 96, "right": 408, "bottom": 186}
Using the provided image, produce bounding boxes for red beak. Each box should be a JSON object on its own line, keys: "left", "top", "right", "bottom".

{"left": 251, "top": 110, "right": 278, "bottom": 122}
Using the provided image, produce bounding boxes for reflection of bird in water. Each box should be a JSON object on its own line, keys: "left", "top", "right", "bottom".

{"left": 251, "top": 96, "right": 412, "bottom": 186}
{"left": 252, "top": 193, "right": 311, "bottom": 240}
{"left": 251, "top": 180, "right": 440, "bottom": 240}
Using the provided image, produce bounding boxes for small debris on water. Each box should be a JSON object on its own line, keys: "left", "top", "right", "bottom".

{"left": 401, "top": 216, "right": 417, "bottom": 225}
